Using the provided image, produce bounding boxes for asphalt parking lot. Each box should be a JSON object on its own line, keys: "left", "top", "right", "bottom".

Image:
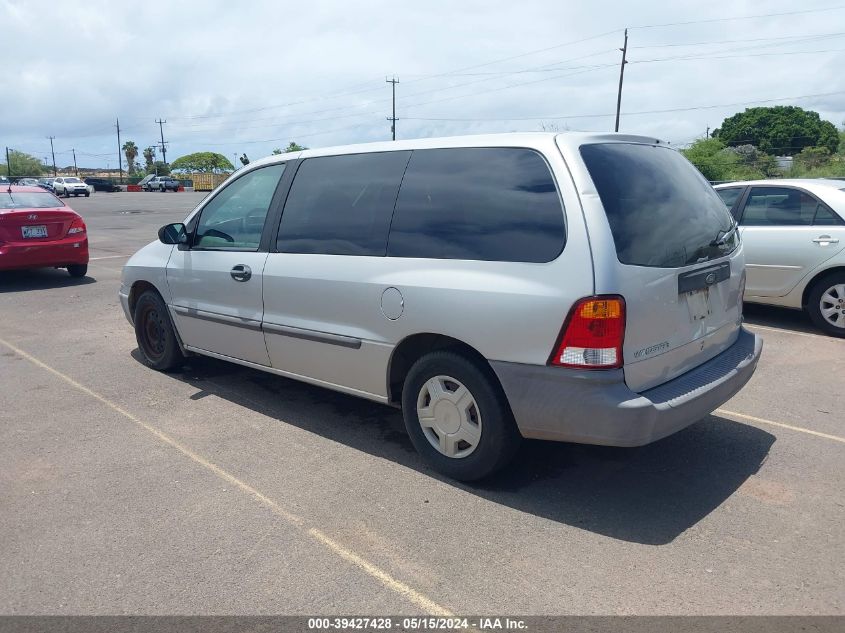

{"left": 0, "top": 192, "right": 843, "bottom": 615}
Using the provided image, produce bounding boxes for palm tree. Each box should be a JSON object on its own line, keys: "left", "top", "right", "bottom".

{"left": 143, "top": 146, "right": 156, "bottom": 172}
{"left": 122, "top": 141, "right": 139, "bottom": 175}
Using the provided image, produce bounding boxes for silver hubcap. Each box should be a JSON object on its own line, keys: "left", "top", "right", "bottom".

{"left": 416, "top": 375, "right": 482, "bottom": 459}
{"left": 819, "top": 283, "right": 845, "bottom": 329}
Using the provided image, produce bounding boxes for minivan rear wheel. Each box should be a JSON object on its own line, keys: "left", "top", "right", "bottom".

{"left": 401, "top": 351, "right": 521, "bottom": 481}
{"left": 134, "top": 290, "right": 185, "bottom": 371}
{"left": 807, "top": 272, "right": 845, "bottom": 338}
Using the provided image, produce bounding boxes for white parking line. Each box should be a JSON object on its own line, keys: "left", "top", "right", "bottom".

{"left": 744, "top": 322, "right": 843, "bottom": 341}
{"left": 0, "top": 336, "right": 454, "bottom": 616}
{"left": 716, "top": 408, "right": 845, "bottom": 444}
{"left": 89, "top": 255, "right": 131, "bottom": 261}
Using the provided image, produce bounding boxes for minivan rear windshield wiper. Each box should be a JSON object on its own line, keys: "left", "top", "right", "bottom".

{"left": 710, "top": 221, "right": 738, "bottom": 247}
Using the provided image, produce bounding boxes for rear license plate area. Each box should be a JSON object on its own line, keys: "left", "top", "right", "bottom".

{"left": 679, "top": 262, "right": 730, "bottom": 322}
{"left": 678, "top": 262, "right": 730, "bottom": 293}
{"left": 22, "top": 225, "right": 48, "bottom": 238}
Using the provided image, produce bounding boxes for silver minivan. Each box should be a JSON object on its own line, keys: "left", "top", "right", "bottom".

{"left": 120, "top": 133, "right": 762, "bottom": 480}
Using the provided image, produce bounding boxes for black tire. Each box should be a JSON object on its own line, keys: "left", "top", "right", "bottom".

{"left": 67, "top": 264, "right": 87, "bottom": 278}
{"left": 133, "top": 290, "right": 185, "bottom": 371}
{"left": 401, "top": 351, "right": 521, "bottom": 481}
{"left": 84, "top": 192, "right": 90, "bottom": 197}
{"left": 806, "top": 272, "right": 845, "bottom": 338}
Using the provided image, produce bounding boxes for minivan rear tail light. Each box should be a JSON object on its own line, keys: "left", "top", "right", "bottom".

{"left": 549, "top": 296, "right": 625, "bottom": 369}
{"left": 67, "top": 217, "right": 86, "bottom": 236}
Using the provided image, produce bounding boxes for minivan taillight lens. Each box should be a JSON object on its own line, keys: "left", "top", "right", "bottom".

{"left": 67, "top": 217, "right": 86, "bottom": 236}
{"left": 550, "top": 296, "right": 625, "bottom": 369}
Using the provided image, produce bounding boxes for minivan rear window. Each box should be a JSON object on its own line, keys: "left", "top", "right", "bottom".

{"left": 387, "top": 148, "right": 565, "bottom": 263}
{"left": 580, "top": 143, "right": 737, "bottom": 268}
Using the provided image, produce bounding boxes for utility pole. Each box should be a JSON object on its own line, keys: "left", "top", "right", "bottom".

{"left": 72, "top": 148, "right": 78, "bottom": 176}
{"left": 614, "top": 29, "right": 628, "bottom": 133}
{"left": 386, "top": 76, "right": 399, "bottom": 141}
{"left": 155, "top": 118, "right": 168, "bottom": 164}
{"left": 5, "top": 146, "right": 11, "bottom": 179}
{"left": 116, "top": 118, "right": 124, "bottom": 183}
{"left": 706, "top": 126, "right": 710, "bottom": 139}
{"left": 47, "top": 136, "right": 57, "bottom": 176}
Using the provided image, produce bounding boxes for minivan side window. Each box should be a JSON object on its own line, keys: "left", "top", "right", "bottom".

{"left": 740, "top": 187, "right": 815, "bottom": 226}
{"left": 194, "top": 163, "right": 285, "bottom": 250}
{"left": 387, "top": 148, "right": 565, "bottom": 263}
{"left": 277, "top": 151, "right": 412, "bottom": 256}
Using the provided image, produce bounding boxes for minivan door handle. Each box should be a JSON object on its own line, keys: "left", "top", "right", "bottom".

{"left": 812, "top": 235, "right": 839, "bottom": 245}
{"left": 230, "top": 264, "right": 252, "bottom": 282}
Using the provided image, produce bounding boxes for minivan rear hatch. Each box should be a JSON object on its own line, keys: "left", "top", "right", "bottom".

{"left": 573, "top": 140, "right": 744, "bottom": 392}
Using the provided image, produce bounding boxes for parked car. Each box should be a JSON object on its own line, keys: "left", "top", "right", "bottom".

{"left": 14, "top": 178, "right": 40, "bottom": 187}
{"left": 121, "top": 133, "right": 762, "bottom": 480}
{"left": 143, "top": 176, "right": 179, "bottom": 192}
{"left": 53, "top": 176, "right": 90, "bottom": 197}
{"left": 0, "top": 176, "right": 9, "bottom": 185}
{"left": 715, "top": 179, "right": 845, "bottom": 337}
{"left": 37, "top": 178, "right": 55, "bottom": 191}
{"left": 85, "top": 177, "right": 121, "bottom": 192}
{"left": 0, "top": 185, "right": 88, "bottom": 277}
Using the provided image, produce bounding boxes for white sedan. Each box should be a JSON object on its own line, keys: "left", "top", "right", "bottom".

{"left": 715, "top": 179, "right": 845, "bottom": 337}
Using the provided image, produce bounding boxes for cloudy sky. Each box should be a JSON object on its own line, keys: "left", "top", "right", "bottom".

{"left": 1, "top": 0, "right": 844, "bottom": 169}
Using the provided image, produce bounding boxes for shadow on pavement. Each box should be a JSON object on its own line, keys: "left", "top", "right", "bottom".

{"left": 140, "top": 352, "right": 775, "bottom": 546}
{"left": 742, "top": 302, "right": 818, "bottom": 335}
{"left": 0, "top": 268, "right": 96, "bottom": 293}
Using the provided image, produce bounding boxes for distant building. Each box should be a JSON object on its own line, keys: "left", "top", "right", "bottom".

{"left": 775, "top": 156, "right": 793, "bottom": 171}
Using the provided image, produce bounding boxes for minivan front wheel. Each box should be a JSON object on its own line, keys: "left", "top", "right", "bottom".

{"left": 134, "top": 290, "right": 185, "bottom": 371}
{"left": 401, "top": 351, "right": 521, "bottom": 481}
{"left": 807, "top": 272, "right": 845, "bottom": 337}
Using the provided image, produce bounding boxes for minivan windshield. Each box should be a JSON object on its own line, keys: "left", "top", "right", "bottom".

{"left": 580, "top": 143, "right": 738, "bottom": 268}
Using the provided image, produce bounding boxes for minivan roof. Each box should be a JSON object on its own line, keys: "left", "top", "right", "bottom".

{"left": 247, "top": 132, "right": 666, "bottom": 169}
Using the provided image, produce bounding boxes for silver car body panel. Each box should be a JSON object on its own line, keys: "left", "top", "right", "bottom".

{"left": 716, "top": 179, "right": 845, "bottom": 309}
{"left": 121, "top": 132, "right": 762, "bottom": 445}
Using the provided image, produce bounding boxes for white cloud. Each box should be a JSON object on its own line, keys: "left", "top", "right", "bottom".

{"left": 1, "top": 0, "right": 843, "bottom": 167}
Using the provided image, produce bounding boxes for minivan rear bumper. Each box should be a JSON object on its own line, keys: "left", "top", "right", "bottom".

{"left": 490, "top": 327, "right": 762, "bottom": 447}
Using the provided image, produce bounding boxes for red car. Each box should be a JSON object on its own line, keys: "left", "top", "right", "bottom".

{"left": 0, "top": 185, "right": 89, "bottom": 277}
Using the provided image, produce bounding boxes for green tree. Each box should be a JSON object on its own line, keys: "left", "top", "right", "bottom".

{"left": 170, "top": 152, "right": 234, "bottom": 173}
{"left": 151, "top": 161, "right": 170, "bottom": 176}
{"left": 272, "top": 142, "right": 308, "bottom": 154}
{"left": 122, "top": 141, "right": 139, "bottom": 175}
{"left": 681, "top": 138, "right": 740, "bottom": 182}
{"left": 713, "top": 106, "right": 839, "bottom": 156}
{"left": 794, "top": 146, "right": 832, "bottom": 169}
{"left": 1, "top": 150, "right": 44, "bottom": 178}
{"left": 143, "top": 146, "right": 156, "bottom": 173}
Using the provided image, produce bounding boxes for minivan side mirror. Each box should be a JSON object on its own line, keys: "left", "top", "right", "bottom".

{"left": 158, "top": 223, "right": 187, "bottom": 245}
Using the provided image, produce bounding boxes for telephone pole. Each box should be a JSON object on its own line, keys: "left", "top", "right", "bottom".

{"left": 72, "top": 148, "right": 78, "bottom": 176}
{"left": 614, "top": 28, "right": 628, "bottom": 133}
{"left": 155, "top": 118, "right": 168, "bottom": 164}
{"left": 706, "top": 126, "right": 710, "bottom": 139}
{"left": 386, "top": 77, "right": 398, "bottom": 141}
{"left": 5, "top": 147, "right": 11, "bottom": 179}
{"left": 47, "top": 136, "right": 57, "bottom": 176}
{"left": 116, "top": 118, "right": 124, "bottom": 183}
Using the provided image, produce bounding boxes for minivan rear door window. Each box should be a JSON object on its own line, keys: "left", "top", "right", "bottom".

{"left": 580, "top": 143, "right": 738, "bottom": 267}
{"left": 387, "top": 147, "right": 565, "bottom": 263}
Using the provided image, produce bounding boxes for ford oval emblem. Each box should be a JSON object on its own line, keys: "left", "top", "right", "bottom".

{"left": 27, "top": 214, "right": 38, "bottom": 220}
{"left": 705, "top": 272, "right": 717, "bottom": 285}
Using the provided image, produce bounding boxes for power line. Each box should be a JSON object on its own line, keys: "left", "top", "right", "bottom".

{"left": 630, "top": 5, "right": 845, "bottom": 29}
{"left": 400, "top": 90, "right": 845, "bottom": 122}
{"left": 630, "top": 31, "right": 845, "bottom": 49}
